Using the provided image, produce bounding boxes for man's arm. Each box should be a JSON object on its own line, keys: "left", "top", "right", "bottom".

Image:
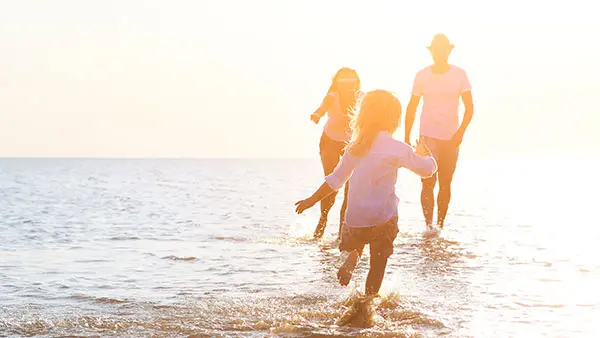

{"left": 405, "top": 95, "right": 421, "bottom": 144}
{"left": 452, "top": 91, "right": 474, "bottom": 146}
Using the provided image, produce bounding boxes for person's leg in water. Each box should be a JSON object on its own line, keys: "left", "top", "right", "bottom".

{"left": 338, "top": 182, "right": 349, "bottom": 239}
{"left": 337, "top": 223, "right": 365, "bottom": 285}
{"left": 365, "top": 217, "right": 398, "bottom": 296}
{"left": 315, "top": 134, "right": 344, "bottom": 239}
{"left": 315, "top": 155, "right": 340, "bottom": 238}
{"left": 365, "top": 253, "right": 389, "bottom": 296}
{"left": 420, "top": 137, "right": 439, "bottom": 229}
{"left": 337, "top": 247, "right": 362, "bottom": 286}
{"left": 421, "top": 175, "right": 437, "bottom": 228}
{"left": 436, "top": 142, "right": 459, "bottom": 228}
{"left": 337, "top": 218, "right": 398, "bottom": 294}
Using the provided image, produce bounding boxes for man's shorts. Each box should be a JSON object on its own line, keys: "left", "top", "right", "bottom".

{"left": 421, "top": 136, "right": 459, "bottom": 181}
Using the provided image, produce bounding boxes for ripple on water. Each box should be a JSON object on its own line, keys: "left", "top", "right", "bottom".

{"left": 213, "top": 235, "right": 248, "bottom": 242}
{"left": 109, "top": 236, "right": 141, "bottom": 241}
{"left": 70, "top": 294, "right": 128, "bottom": 304}
{"left": 162, "top": 255, "right": 199, "bottom": 261}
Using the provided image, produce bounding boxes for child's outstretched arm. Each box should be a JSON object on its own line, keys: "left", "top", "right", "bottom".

{"left": 295, "top": 152, "right": 358, "bottom": 214}
{"left": 397, "top": 140, "right": 438, "bottom": 178}
{"left": 295, "top": 182, "right": 335, "bottom": 214}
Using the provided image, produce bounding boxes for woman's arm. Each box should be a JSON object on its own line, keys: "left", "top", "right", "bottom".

{"left": 310, "top": 93, "right": 333, "bottom": 123}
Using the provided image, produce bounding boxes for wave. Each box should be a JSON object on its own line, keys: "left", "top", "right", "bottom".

{"left": 69, "top": 294, "right": 128, "bottom": 304}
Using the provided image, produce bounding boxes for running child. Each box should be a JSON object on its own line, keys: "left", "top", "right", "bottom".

{"left": 295, "top": 90, "right": 438, "bottom": 296}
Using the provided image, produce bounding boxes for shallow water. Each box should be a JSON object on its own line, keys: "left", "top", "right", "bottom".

{"left": 1, "top": 158, "right": 599, "bottom": 337}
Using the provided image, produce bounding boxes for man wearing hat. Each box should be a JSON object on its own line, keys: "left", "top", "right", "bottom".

{"left": 404, "top": 34, "right": 474, "bottom": 230}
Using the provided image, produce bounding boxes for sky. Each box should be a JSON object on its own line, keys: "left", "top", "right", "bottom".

{"left": 0, "top": 0, "right": 599, "bottom": 158}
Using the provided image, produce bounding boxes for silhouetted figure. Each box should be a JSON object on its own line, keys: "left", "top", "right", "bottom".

{"left": 405, "top": 34, "right": 474, "bottom": 229}
{"left": 309, "top": 67, "right": 362, "bottom": 239}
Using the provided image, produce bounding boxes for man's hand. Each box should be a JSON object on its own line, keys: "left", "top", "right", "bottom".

{"left": 310, "top": 113, "right": 321, "bottom": 124}
{"left": 415, "top": 138, "right": 433, "bottom": 157}
{"left": 295, "top": 197, "right": 317, "bottom": 214}
{"left": 451, "top": 131, "right": 464, "bottom": 147}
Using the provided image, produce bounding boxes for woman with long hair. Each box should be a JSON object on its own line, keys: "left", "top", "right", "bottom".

{"left": 309, "top": 67, "right": 361, "bottom": 239}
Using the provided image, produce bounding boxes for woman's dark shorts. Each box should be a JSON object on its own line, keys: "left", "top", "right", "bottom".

{"left": 319, "top": 133, "right": 347, "bottom": 168}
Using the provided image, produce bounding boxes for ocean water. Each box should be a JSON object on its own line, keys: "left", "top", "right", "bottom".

{"left": 1, "top": 157, "right": 599, "bottom": 337}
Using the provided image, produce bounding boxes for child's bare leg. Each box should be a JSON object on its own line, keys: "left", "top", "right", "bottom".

{"left": 337, "top": 249, "right": 360, "bottom": 286}
{"left": 365, "top": 253, "right": 389, "bottom": 296}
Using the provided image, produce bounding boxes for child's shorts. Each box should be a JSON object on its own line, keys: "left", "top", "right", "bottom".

{"left": 339, "top": 216, "right": 399, "bottom": 259}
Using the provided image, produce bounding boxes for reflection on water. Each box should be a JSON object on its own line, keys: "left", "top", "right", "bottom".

{"left": 417, "top": 235, "right": 472, "bottom": 272}
{"left": 1, "top": 158, "right": 600, "bottom": 337}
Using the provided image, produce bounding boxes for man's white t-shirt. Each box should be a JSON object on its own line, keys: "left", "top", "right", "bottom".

{"left": 411, "top": 65, "right": 471, "bottom": 140}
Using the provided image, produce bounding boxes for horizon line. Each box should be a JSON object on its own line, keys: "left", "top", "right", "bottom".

{"left": 0, "top": 156, "right": 316, "bottom": 160}
{"left": 0, "top": 153, "right": 579, "bottom": 160}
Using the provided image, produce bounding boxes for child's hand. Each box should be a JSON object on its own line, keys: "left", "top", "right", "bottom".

{"left": 295, "top": 197, "right": 316, "bottom": 214}
{"left": 415, "top": 139, "right": 432, "bottom": 158}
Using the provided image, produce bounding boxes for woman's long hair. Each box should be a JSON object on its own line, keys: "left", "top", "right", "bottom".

{"left": 326, "top": 67, "right": 360, "bottom": 116}
{"left": 346, "top": 90, "right": 402, "bottom": 157}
